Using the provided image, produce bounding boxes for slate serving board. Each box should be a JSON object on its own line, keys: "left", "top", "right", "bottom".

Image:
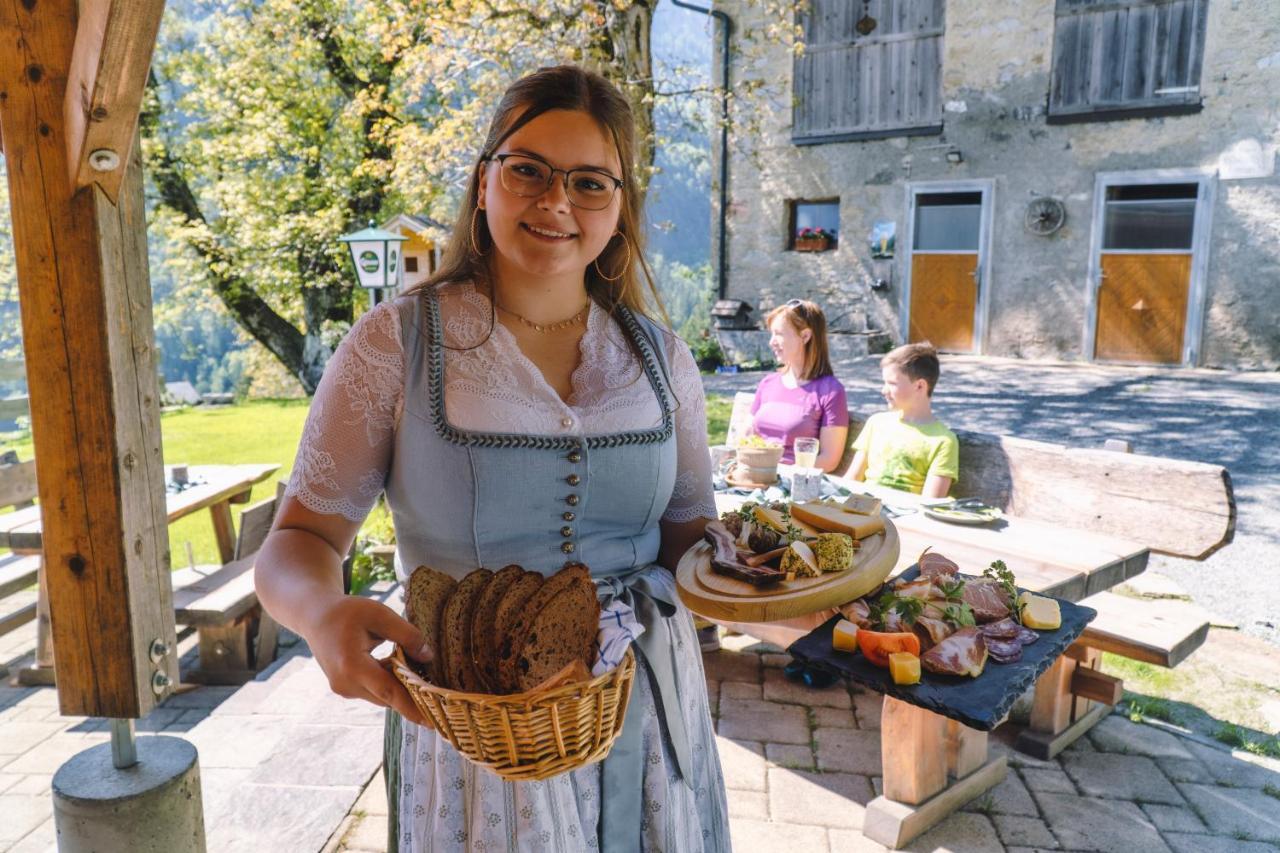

{"left": 786, "top": 567, "right": 1097, "bottom": 731}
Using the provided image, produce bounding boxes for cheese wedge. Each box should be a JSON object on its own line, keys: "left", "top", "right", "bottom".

{"left": 791, "top": 500, "right": 885, "bottom": 539}
{"left": 889, "top": 652, "right": 921, "bottom": 685}
{"left": 753, "top": 505, "right": 821, "bottom": 537}
{"left": 1018, "top": 591, "right": 1061, "bottom": 630}
{"left": 832, "top": 619, "right": 859, "bottom": 652}
{"left": 841, "top": 494, "right": 882, "bottom": 516}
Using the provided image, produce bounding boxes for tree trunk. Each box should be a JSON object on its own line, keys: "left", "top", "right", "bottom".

{"left": 588, "top": 0, "right": 656, "bottom": 199}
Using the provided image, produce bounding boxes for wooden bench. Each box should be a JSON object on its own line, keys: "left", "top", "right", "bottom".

{"left": 172, "top": 492, "right": 282, "bottom": 684}
{"left": 0, "top": 451, "right": 40, "bottom": 678}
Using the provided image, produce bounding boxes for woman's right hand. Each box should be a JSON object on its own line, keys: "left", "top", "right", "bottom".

{"left": 302, "top": 594, "right": 434, "bottom": 728}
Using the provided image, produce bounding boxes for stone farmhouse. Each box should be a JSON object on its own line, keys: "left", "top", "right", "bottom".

{"left": 710, "top": 0, "right": 1279, "bottom": 368}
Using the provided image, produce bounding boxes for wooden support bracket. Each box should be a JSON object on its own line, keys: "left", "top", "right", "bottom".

{"left": 63, "top": 0, "right": 167, "bottom": 200}
{"left": 1016, "top": 643, "right": 1118, "bottom": 759}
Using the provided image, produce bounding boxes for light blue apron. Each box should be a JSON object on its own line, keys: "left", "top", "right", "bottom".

{"left": 382, "top": 287, "right": 707, "bottom": 852}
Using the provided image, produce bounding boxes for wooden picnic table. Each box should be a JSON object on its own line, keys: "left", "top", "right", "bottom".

{"left": 2, "top": 463, "right": 280, "bottom": 686}
{"left": 0, "top": 463, "right": 280, "bottom": 559}
{"left": 707, "top": 478, "right": 1152, "bottom": 848}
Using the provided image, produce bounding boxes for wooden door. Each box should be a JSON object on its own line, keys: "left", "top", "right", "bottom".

{"left": 909, "top": 253, "right": 978, "bottom": 351}
{"left": 1094, "top": 253, "right": 1191, "bottom": 364}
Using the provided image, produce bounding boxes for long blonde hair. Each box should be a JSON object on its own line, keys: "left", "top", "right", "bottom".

{"left": 408, "top": 65, "right": 667, "bottom": 330}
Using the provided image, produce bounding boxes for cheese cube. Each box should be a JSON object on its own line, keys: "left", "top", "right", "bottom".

{"left": 1018, "top": 592, "right": 1062, "bottom": 630}
{"left": 888, "top": 652, "right": 921, "bottom": 685}
{"left": 832, "top": 619, "right": 859, "bottom": 652}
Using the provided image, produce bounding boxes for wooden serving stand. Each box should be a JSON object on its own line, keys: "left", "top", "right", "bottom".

{"left": 674, "top": 517, "right": 900, "bottom": 622}
{"left": 863, "top": 699, "right": 1006, "bottom": 848}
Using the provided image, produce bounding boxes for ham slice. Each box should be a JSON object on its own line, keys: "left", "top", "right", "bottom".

{"left": 921, "top": 627, "right": 988, "bottom": 677}
{"left": 918, "top": 550, "right": 960, "bottom": 581}
{"left": 894, "top": 578, "right": 941, "bottom": 600}
{"left": 912, "top": 615, "right": 956, "bottom": 651}
{"left": 962, "top": 580, "right": 1012, "bottom": 623}
{"left": 839, "top": 599, "right": 873, "bottom": 629}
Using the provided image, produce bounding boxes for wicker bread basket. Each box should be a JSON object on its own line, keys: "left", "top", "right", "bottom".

{"left": 389, "top": 646, "right": 636, "bottom": 781}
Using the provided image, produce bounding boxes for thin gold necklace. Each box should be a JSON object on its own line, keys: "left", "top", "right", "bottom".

{"left": 496, "top": 299, "right": 590, "bottom": 333}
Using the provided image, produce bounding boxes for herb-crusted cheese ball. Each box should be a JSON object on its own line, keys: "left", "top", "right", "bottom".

{"left": 813, "top": 533, "right": 855, "bottom": 573}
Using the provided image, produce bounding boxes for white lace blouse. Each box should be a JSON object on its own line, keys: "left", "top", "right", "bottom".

{"left": 287, "top": 281, "right": 718, "bottom": 526}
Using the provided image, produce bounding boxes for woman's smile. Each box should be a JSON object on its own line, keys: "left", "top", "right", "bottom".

{"left": 521, "top": 221, "right": 578, "bottom": 242}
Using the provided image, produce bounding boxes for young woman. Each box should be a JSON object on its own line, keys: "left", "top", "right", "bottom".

{"left": 255, "top": 66, "right": 730, "bottom": 852}
{"left": 749, "top": 299, "right": 849, "bottom": 472}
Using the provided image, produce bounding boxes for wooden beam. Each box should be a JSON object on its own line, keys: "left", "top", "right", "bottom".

{"left": 0, "top": 0, "right": 176, "bottom": 718}
{"left": 63, "top": 0, "right": 167, "bottom": 202}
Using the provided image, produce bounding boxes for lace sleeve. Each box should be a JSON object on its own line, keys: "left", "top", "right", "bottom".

{"left": 661, "top": 333, "right": 717, "bottom": 524}
{"left": 285, "top": 301, "right": 404, "bottom": 522}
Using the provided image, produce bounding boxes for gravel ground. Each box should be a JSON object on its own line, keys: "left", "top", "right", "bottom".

{"left": 703, "top": 354, "right": 1280, "bottom": 647}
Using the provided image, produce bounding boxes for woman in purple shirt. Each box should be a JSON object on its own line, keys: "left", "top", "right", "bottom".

{"left": 751, "top": 299, "right": 849, "bottom": 471}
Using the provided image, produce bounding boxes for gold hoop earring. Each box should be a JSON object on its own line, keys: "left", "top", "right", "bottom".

{"left": 470, "top": 208, "right": 487, "bottom": 256}
{"left": 593, "top": 231, "right": 631, "bottom": 282}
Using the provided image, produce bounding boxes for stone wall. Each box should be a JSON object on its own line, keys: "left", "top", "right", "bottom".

{"left": 713, "top": 0, "right": 1280, "bottom": 368}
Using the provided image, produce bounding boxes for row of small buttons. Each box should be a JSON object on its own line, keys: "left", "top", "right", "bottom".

{"left": 562, "top": 444, "right": 582, "bottom": 558}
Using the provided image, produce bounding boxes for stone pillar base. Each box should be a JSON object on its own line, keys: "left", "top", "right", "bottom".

{"left": 52, "top": 736, "right": 205, "bottom": 853}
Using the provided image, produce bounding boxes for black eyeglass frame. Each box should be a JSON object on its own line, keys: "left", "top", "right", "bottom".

{"left": 482, "top": 152, "right": 625, "bottom": 211}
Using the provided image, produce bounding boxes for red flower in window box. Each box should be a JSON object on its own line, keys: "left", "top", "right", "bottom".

{"left": 795, "top": 227, "right": 834, "bottom": 252}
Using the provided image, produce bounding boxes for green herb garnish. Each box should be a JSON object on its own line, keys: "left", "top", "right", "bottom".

{"left": 983, "top": 559, "right": 1023, "bottom": 623}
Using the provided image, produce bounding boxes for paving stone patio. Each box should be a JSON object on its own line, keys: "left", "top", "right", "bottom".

{"left": 325, "top": 630, "right": 1280, "bottom": 853}
{"left": 4, "top": 599, "right": 1280, "bottom": 852}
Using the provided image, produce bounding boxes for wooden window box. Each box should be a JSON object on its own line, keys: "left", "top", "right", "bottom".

{"left": 795, "top": 237, "right": 833, "bottom": 252}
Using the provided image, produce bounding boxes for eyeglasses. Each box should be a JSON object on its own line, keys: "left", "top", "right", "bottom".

{"left": 483, "top": 153, "right": 624, "bottom": 211}
{"left": 784, "top": 299, "right": 804, "bottom": 308}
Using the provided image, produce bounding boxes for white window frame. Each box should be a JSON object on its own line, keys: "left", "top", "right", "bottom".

{"left": 1083, "top": 168, "right": 1217, "bottom": 366}
{"left": 900, "top": 179, "right": 996, "bottom": 355}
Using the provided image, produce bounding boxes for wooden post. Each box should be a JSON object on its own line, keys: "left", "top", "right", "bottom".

{"left": 0, "top": 0, "right": 176, "bottom": 717}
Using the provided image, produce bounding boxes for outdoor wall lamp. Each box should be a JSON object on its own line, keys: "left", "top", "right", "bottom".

{"left": 946, "top": 148, "right": 964, "bottom": 164}
{"left": 338, "top": 221, "right": 406, "bottom": 306}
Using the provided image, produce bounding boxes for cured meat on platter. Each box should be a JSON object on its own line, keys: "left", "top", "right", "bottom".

{"left": 921, "top": 627, "right": 989, "bottom": 677}
{"left": 829, "top": 552, "right": 1063, "bottom": 682}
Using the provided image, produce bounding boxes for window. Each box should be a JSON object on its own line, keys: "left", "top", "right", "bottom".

{"left": 404, "top": 256, "right": 419, "bottom": 274}
{"left": 913, "top": 193, "right": 981, "bottom": 252}
{"left": 1102, "top": 184, "right": 1197, "bottom": 250}
{"left": 1048, "top": 0, "right": 1208, "bottom": 123}
{"left": 789, "top": 200, "right": 839, "bottom": 250}
{"left": 793, "top": 0, "right": 944, "bottom": 144}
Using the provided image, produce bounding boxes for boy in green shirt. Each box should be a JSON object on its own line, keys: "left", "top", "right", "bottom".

{"left": 847, "top": 342, "right": 958, "bottom": 498}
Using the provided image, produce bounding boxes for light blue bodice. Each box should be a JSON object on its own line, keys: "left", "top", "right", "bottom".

{"left": 386, "top": 290, "right": 678, "bottom": 581}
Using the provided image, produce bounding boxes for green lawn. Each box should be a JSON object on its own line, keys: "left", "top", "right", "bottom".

{"left": 2, "top": 399, "right": 310, "bottom": 566}
{"left": 4, "top": 392, "right": 737, "bottom": 566}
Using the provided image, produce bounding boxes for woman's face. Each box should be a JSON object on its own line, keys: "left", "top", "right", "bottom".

{"left": 768, "top": 315, "right": 811, "bottom": 371}
{"left": 478, "top": 109, "right": 624, "bottom": 285}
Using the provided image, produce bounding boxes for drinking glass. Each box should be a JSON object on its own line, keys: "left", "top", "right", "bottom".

{"left": 793, "top": 437, "right": 820, "bottom": 470}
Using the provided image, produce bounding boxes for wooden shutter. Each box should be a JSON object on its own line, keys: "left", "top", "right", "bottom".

{"left": 793, "top": 0, "right": 944, "bottom": 143}
{"left": 1049, "top": 0, "right": 1208, "bottom": 121}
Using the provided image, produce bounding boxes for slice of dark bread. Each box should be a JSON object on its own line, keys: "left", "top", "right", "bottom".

{"left": 440, "top": 568, "right": 492, "bottom": 691}
{"left": 514, "top": 574, "right": 600, "bottom": 692}
{"left": 496, "top": 564, "right": 592, "bottom": 694}
{"left": 468, "top": 564, "right": 525, "bottom": 692}
{"left": 488, "top": 571, "right": 545, "bottom": 692}
{"left": 404, "top": 566, "right": 456, "bottom": 684}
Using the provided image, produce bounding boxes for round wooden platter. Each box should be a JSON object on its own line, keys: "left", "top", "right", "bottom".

{"left": 676, "top": 515, "right": 901, "bottom": 623}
